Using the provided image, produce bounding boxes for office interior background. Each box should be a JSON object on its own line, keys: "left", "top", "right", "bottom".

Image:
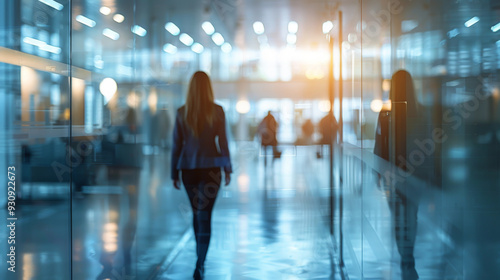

{"left": 1, "top": 0, "right": 500, "bottom": 279}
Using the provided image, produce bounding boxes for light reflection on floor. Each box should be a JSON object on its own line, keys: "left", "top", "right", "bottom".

{"left": 159, "top": 147, "right": 341, "bottom": 279}
{"left": 0, "top": 147, "right": 341, "bottom": 280}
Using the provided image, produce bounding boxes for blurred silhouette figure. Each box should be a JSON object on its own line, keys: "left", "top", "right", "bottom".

{"left": 317, "top": 112, "right": 338, "bottom": 158}
{"left": 374, "top": 70, "right": 420, "bottom": 280}
{"left": 258, "top": 111, "right": 281, "bottom": 158}
{"left": 171, "top": 71, "right": 232, "bottom": 280}
{"left": 148, "top": 108, "right": 159, "bottom": 148}
{"left": 125, "top": 107, "right": 138, "bottom": 135}
{"left": 149, "top": 105, "right": 171, "bottom": 149}
{"left": 157, "top": 106, "right": 171, "bottom": 148}
{"left": 296, "top": 119, "right": 314, "bottom": 145}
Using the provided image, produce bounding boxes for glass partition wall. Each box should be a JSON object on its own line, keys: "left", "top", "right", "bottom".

{"left": 70, "top": 1, "right": 203, "bottom": 279}
{"left": 0, "top": 0, "right": 72, "bottom": 279}
{"left": 337, "top": 0, "right": 500, "bottom": 279}
{"left": 0, "top": 0, "right": 198, "bottom": 279}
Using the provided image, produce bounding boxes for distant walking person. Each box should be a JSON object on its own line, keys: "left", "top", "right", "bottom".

{"left": 297, "top": 119, "right": 314, "bottom": 145}
{"left": 258, "top": 111, "right": 281, "bottom": 158}
{"left": 317, "top": 112, "right": 338, "bottom": 158}
{"left": 171, "top": 71, "right": 232, "bottom": 280}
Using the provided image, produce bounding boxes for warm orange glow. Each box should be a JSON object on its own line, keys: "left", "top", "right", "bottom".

{"left": 382, "top": 79, "right": 391, "bottom": 92}
{"left": 127, "top": 92, "right": 140, "bottom": 108}
{"left": 493, "top": 87, "right": 499, "bottom": 101}
{"left": 370, "top": 99, "right": 383, "bottom": 112}
{"left": 102, "top": 231, "right": 118, "bottom": 243}
{"left": 113, "top": 14, "right": 125, "bottom": 23}
{"left": 383, "top": 100, "right": 392, "bottom": 111}
{"left": 108, "top": 210, "right": 119, "bottom": 221}
{"left": 297, "top": 48, "right": 337, "bottom": 79}
{"left": 104, "top": 243, "right": 118, "bottom": 252}
{"left": 236, "top": 100, "right": 251, "bottom": 114}
{"left": 22, "top": 254, "right": 34, "bottom": 280}
{"left": 305, "top": 68, "right": 325, "bottom": 80}
{"left": 102, "top": 223, "right": 118, "bottom": 253}
{"left": 63, "top": 108, "right": 70, "bottom": 120}
{"left": 103, "top": 223, "right": 118, "bottom": 231}
{"left": 148, "top": 89, "right": 158, "bottom": 113}
{"left": 71, "top": 78, "right": 85, "bottom": 124}
{"left": 319, "top": 100, "right": 331, "bottom": 112}
{"left": 99, "top": 6, "right": 111, "bottom": 15}
{"left": 21, "top": 66, "right": 40, "bottom": 96}
{"left": 21, "top": 66, "right": 40, "bottom": 122}
{"left": 299, "top": 49, "right": 330, "bottom": 64}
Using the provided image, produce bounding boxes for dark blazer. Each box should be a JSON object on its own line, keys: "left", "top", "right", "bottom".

{"left": 171, "top": 104, "right": 232, "bottom": 180}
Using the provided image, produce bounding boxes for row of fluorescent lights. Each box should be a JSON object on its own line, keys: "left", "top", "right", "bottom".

{"left": 287, "top": 21, "right": 298, "bottom": 45}
{"left": 202, "top": 21, "right": 233, "bottom": 53}
{"left": 36, "top": 0, "right": 500, "bottom": 43}
{"left": 252, "top": 21, "right": 269, "bottom": 49}
{"left": 23, "top": 0, "right": 64, "bottom": 54}
{"left": 164, "top": 21, "right": 232, "bottom": 54}
{"left": 75, "top": 6, "right": 147, "bottom": 41}
{"left": 252, "top": 21, "right": 299, "bottom": 46}
{"left": 99, "top": 7, "right": 125, "bottom": 23}
{"left": 38, "top": 0, "right": 232, "bottom": 55}
{"left": 164, "top": 22, "right": 203, "bottom": 54}
{"left": 23, "top": 37, "right": 61, "bottom": 54}
{"left": 463, "top": 16, "right": 500, "bottom": 33}
{"left": 39, "top": 0, "right": 63, "bottom": 11}
{"left": 320, "top": 17, "right": 499, "bottom": 41}
{"left": 448, "top": 16, "right": 500, "bottom": 39}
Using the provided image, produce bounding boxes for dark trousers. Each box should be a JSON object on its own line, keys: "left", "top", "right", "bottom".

{"left": 389, "top": 189, "right": 419, "bottom": 280}
{"left": 182, "top": 168, "right": 221, "bottom": 268}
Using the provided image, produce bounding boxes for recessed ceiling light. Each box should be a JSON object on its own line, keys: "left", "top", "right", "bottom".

{"left": 39, "top": 0, "right": 63, "bottom": 11}
{"left": 163, "top": 43, "right": 177, "bottom": 54}
{"left": 132, "top": 25, "right": 147, "bottom": 37}
{"left": 253, "top": 21, "right": 265, "bottom": 35}
{"left": 100, "top": 7, "right": 111, "bottom": 15}
{"left": 113, "top": 14, "right": 125, "bottom": 23}
{"left": 288, "top": 21, "right": 298, "bottom": 34}
{"left": 76, "top": 15, "right": 96, "bottom": 27}
{"left": 23, "top": 37, "right": 46, "bottom": 47}
{"left": 179, "top": 33, "right": 194, "bottom": 46}
{"left": 191, "top": 43, "right": 204, "bottom": 53}
{"left": 165, "top": 22, "right": 180, "bottom": 36}
{"left": 202, "top": 21, "right": 215, "bottom": 35}
{"left": 323, "top": 21, "right": 333, "bottom": 34}
{"left": 221, "top": 43, "right": 232, "bottom": 53}
{"left": 464, "top": 16, "right": 479, "bottom": 27}
{"left": 103, "top": 28, "right": 119, "bottom": 40}
{"left": 211, "top": 32, "right": 225, "bottom": 46}
{"left": 492, "top": 22, "right": 500, "bottom": 32}
{"left": 23, "top": 37, "right": 61, "bottom": 54}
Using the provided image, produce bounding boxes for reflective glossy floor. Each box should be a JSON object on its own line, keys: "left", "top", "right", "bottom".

{"left": 0, "top": 145, "right": 343, "bottom": 280}
{"left": 3, "top": 143, "right": 500, "bottom": 279}
{"left": 158, "top": 146, "right": 341, "bottom": 280}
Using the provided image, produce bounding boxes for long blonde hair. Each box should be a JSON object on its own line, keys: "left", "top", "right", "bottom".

{"left": 185, "top": 71, "right": 215, "bottom": 136}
